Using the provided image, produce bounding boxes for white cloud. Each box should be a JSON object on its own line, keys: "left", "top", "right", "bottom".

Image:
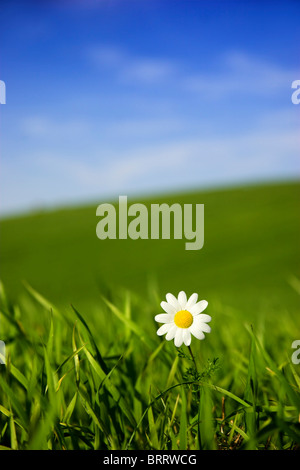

{"left": 86, "top": 44, "right": 177, "bottom": 84}
{"left": 87, "top": 45, "right": 298, "bottom": 98}
{"left": 121, "top": 58, "right": 175, "bottom": 84}
{"left": 105, "top": 118, "right": 185, "bottom": 137}
{"left": 2, "top": 118, "right": 298, "bottom": 216}
{"left": 184, "top": 51, "right": 298, "bottom": 98}
{"left": 87, "top": 45, "right": 125, "bottom": 67}
{"left": 3, "top": 46, "right": 299, "bottom": 215}
{"left": 33, "top": 125, "right": 299, "bottom": 191}
{"left": 20, "top": 116, "right": 91, "bottom": 139}
{"left": 19, "top": 114, "right": 186, "bottom": 143}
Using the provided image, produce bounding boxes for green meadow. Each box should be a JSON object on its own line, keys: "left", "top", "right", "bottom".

{"left": 0, "top": 180, "right": 299, "bottom": 450}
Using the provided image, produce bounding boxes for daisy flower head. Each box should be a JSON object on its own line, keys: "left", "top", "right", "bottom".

{"left": 155, "top": 291, "right": 211, "bottom": 348}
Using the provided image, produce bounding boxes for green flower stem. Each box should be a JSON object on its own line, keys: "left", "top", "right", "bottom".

{"left": 188, "top": 345, "right": 198, "bottom": 375}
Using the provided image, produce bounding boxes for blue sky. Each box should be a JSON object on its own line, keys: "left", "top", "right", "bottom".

{"left": 0, "top": 0, "right": 299, "bottom": 215}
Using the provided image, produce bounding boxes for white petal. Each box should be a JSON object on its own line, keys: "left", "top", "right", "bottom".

{"left": 197, "top": 313, "right": 211, "bottom": 323}
{"left": 189, "top": 323, "right": 205, "bottom": 340}
{"left": 166, "top": 293, "right": 181, "bottom": 311}
{"left": 165, "top": 324, "right": 177, "bottom": 341}
{"left": 157, "top": 324, "right": 172, "bottom": 336}
{"left": 178, "top": 291, "right": 187, "bottom": 309}
{"left": 155, "top": 313, "right": 173, "bottom": 323}
{"left": 190, "top": 300, "right": 208, "bottom": 316}
{"left": 174, "top": 329, "right": 184, "bottom": 347}
{"left": 198, "top": 322, "right": 211, "bottom": 333}
{"left": 160, "top": 301, "right": 176, "bottom": 315}
{"left": 185, "top": 293, "right": 198, "bottom": 310}
{"left": 193, "top": 316, "right": 211, "bottom": 332}
{"left": 183, "top": 329, "right": 191, "bottom": 346}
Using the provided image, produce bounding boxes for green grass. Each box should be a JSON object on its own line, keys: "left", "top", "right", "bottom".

{"left": 0, "top": 180, "right": 299, "bottom": 450}
{"left": 0, "top": 180, "right": 299, "bottom": 317}
{"left": 0, "top": 281, "right": 299, "bottom": 450}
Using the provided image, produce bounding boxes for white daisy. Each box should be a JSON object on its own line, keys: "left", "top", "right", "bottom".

{"left": 155, "top": 291, "right": 211, "bottom": 347}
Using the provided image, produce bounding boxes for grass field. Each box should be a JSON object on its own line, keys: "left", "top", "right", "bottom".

{"left": 1, "top": 180, "right": 299, "bottom": 316}
{"left": 0, "top": 180, "right": 299, "bottom": 450}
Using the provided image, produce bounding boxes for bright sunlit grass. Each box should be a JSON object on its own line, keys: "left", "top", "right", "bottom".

{"left": 0, "top": 281, "right": 299, "bottom": 450}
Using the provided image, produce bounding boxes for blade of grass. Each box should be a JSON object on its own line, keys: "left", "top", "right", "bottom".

{"left": 243, "top": 329, "right": 258, "bottom": 445}
{"left": 147, "top": 395, "right": 159, "bottom": 449}
{"left": 9, "top": 411, "right": 18, "bottom": 450}
{"left": 179, "top": 388, "right": 187, "bottom": 450}
{"left": 63, "top": 392, "right": 78, "bottom": 424}
{"left": 23, "top": 281, "right": 69, "bottom": 324}
{"left": 82, "top": 346, "right": 136, "bottom": 428}
{"left": 101, "top": 296, "right": 156, "bottom": 350}
{"left": 71, "top": 305, "right": 109, "bottom": 375}
{"left": 198, "top": 384, "right": 217, "bottom": 450}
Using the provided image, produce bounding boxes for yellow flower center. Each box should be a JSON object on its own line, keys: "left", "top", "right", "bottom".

{"left": 174, "top": 310, "right": 193, "bottom": 329}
